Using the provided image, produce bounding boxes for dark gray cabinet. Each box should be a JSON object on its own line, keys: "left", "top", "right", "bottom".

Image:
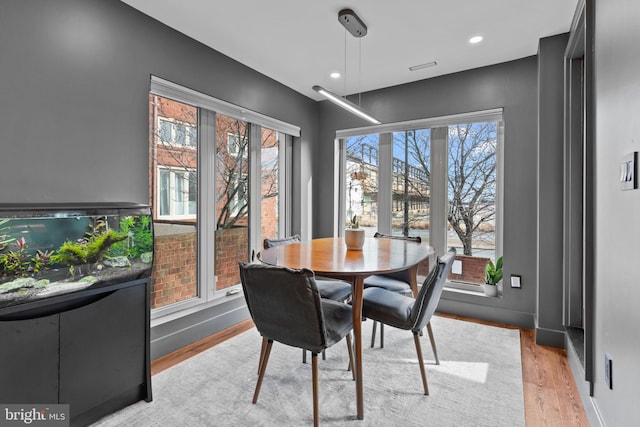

{"left": 0, "top": 315, "right": 59, "bottom": 403}
{"left": 0, "top": 279, "right": 151, "bottom": 426}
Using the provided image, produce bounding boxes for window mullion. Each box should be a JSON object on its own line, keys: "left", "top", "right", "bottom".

{"left": 430, "top": 127, "right": 448, "bottom": 258}
{"left": 248, "top": 124, "right": 262, "bottom": 258}
{"left": 496, "top": 121, "right": 504, "bottom": 259}
{"left": 281, "top": 134, "right": 292, "bottom": 237}
{"left": 199, "top": 109, "right": 216, "bottom": 299}
{"left": 377, "top": 133, "right": 393, "bottom": 234}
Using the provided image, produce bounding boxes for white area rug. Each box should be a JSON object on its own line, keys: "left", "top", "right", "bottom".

{"left": 92, "top": 316, "right": 524, "bottom": 426}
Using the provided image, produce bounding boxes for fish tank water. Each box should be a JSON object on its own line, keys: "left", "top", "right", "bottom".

{"left": 0, "top": 203, "right": 153, "bottom": 310}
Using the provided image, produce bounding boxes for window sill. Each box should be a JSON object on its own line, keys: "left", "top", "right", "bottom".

{"left": 443, "top": 285, "right": 502, "bottom": 299}
{"left": 151, "top": 288, "right": 244, "bottom": 327}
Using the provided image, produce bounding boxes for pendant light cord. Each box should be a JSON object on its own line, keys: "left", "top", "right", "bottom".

{"left": 344, "top": 29, "right": 347, "bottom": 96}
{"left": 358, "top": 37, "right": 362, "bottom": 107}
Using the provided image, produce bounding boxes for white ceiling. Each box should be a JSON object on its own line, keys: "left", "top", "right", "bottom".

{"left": 121, "top": 0, "right": 578, "bottom": 101}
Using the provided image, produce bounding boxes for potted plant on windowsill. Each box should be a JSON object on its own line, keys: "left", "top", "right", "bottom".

{"left": 345, "top": 215, "right": 365, "bottom": 251}
{"left": 483, "top": 256, "right": 503, "bottom": 297}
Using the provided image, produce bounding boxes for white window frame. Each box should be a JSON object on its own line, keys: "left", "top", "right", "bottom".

{"left": 149, "top": 76, "right": 300, "bottom": 320}
{"left": 248, "top": 126, "right": 293, "bottom": 258}
{"left": 337, "top": 109, "right": 503, "bottom": 293}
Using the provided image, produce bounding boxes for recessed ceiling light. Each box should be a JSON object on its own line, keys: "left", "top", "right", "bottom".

{"left": 409, "top": 61, "right": 438, "bottom": 71}
{"left": 330, "top": 72, "right": 341, "bottom": 79}
{"left": 469, "top": 35, "right": 483, "bottom": 44}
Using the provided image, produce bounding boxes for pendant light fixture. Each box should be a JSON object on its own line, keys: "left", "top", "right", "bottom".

{"left": 313, "top": 9, "right": 381, "bottom": 125}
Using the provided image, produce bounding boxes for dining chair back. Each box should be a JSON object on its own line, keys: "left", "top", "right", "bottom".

{"left": 261, "top": 235, "right": 353, "bottom": 364}
{"left": 262, "top": 235, "right": 352, "bottom": 304}
{"left": 238, "top": 262, "right": 354, "bottom": 426}
{"left": 361, "top": 248, "right": 456, "bottom": 395}
{"left": 368, "top": 232, "right": 421, "bottom": 287}
{"left": 263, "top": 234, "right": 301, "bottom": 248}
{"left": 409, "top": 249, "right": 456, "bottom": 333}
{"left": 372, "top": 231, "right": 422, "bottom": 243}
{"left": 364, "top": 232, "right": 427, "bottom": 349}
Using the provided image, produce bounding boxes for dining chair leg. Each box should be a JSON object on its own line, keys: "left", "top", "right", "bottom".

{"left": 254, "top": 338, "right": 273, "bottom": 403}
{"left": 303, "top": 349, "right": 326, "bottom": 363}
{"left": 370, "top": 321, "right": 377, "bottom": 348}
{"left": 370, "top": 321, "right": 386, "bottom": 348}
{"left": 426, "top": 321, "right": 439, "bottom": 365}
{"left": 346, "top": 333, "right": 356, "bottom": 381}
{"left": 258, "top": 337, "right": 268, "bottom": 374}
{"left": 312, "top": 353, "right": 319, "bottom": 427}
{"left": 371, "top": 322, "right": 435, "bottom": 361}
{"left": 371, "top": 320, "right": 384, "bottom": 348}
{"left": 413, "top": 333, "right": 429, "bottom": 395}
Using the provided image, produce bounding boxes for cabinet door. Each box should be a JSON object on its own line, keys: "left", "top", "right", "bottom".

{"left": 0, "top": 315, "right": 59, "bottom": 403}
{"left": 59, "top": 284, "right": 146, "bottom": 419}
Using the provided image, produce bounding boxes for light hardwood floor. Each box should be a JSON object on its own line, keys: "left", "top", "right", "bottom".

{"left": 151, "top": 314, "right": 590, "bottom": 426}
{"left": 437, "top": 313, "right": 590, "bottom": 426}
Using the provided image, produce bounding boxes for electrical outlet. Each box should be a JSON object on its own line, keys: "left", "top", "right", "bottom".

{"left": 605, "top": 353, "right": 613, "bottom": 389}
{"left": 510, "top": 275, "right": 521, "bottom": 288}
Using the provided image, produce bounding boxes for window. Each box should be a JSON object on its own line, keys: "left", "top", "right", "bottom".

{"left": 216, "top": 117, "right": 250, "bottom": 232}
{"left": 159, "top": 118, "right": 197, "bottom": 147}
{"left": 447, "top": 122, "right": 497, "bottom": 257}
{"left": 214, "top": 115, "right": 250, "bottom": 291}
{"left": 228, "top": 172, "right": 248, "bottom": 218}
{"left": 391, "top": 129, "right": 431, "bottom": 237}
{"left": 447, "top": 123, "right": 497, "bottom": 285}
{"left": 345, "top": 133, "right": 379, "bottom": 235}
{"left": 150, "top": 95, "right": 199, "bottom": 311}
{"left": 150, "top": 76, "right": 299, "bottom": 317}
{"left": 261, "top": 127, "right": 280, "bottom": 240}
{"left": 227, "top": 133, "right": 248, "bottom": 156}
{"left": 339, "top": 109, "right": 502, "bottom": 290}
{"left": 158, "top": 167, "right": 197, "bottom": 218}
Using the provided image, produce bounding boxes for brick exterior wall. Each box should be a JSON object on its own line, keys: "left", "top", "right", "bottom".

{"left": 261, "top": 196, "right": 278, "bottom": 241}
{"left": 417, "top": 254, "right": 489, "bottom": 285}
{"left": 449, "top": 254, "right": 490, "bottom": 284}
{"left": 151, "top": 232, "right": 197, "bottom": 308}
{"left": 150, "top": 226, "right": 249, "bottom": 308}
{"left": 215, "top": 226, "right": 249, "bottom": 289}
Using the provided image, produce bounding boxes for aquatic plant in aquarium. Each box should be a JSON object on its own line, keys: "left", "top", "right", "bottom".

{"left": 0, "top": 203, "right": 154, "bottom": 309}
{"left": 51, "top": 219, "right": 129, "bottom": 276}
{"left": 107, "top": 215, "right": 154, "bottom": 260}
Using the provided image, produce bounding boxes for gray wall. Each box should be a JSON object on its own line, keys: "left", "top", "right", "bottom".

{"left": 0, "top": 0, "right": 318, "bottom": 357}
{"left": 592, "top": 0, "right": 640, "bottom": 424}
{"left": 0, "top": 0, "right": 318, "bottom": 204}
{"left": 316, "top": 57, "right": 543, "bottom": 329}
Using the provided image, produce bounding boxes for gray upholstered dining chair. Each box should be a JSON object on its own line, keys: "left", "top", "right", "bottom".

{"left": 263, "top": 235, "right": 353, "bottom": 363}
{"left": 263, "top": 235, "right": 353, "bottom": 302}
{"left": 361, "top": 248, "right": 456, "bottom": 395}
{"left": 363, "top": 232, "right": 440, "bottom": 364}
{"left": 238, "top": 262, "right": 355, "bottom": 427}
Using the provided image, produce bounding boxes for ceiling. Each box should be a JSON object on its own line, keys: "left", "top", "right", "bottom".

{"left": 121, "top": 0, "right": 579, "bottom": 101}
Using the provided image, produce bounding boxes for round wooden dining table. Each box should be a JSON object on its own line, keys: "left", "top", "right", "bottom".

{"left": 258, "top": 236, "right": 433, "bottom": 420}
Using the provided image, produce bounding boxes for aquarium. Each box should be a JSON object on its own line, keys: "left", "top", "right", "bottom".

{"left": 0, "top": 203, "right": 153, "bottom": 309}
